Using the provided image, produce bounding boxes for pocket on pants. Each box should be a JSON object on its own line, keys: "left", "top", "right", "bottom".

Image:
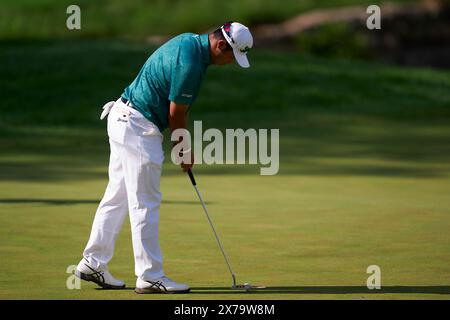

{"left": 107, "top": 105, "right": 130, "bottom": 144}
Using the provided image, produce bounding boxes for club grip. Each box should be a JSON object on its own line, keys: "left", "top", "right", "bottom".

{"left": 187, "top": 169, "right": 196, "bottom": 186}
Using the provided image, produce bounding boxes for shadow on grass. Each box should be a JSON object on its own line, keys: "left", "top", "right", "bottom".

{"left": 2, "top": 117, "right": 450, "bottom": 182}
{"left": 0, "top": 198, "right": 211, "bottom": 205}
{"left": 94, "top": 286, "right": 450, "bottom": 295}
{"left": 191, "top": 286, "right": 450, "bottom": 295}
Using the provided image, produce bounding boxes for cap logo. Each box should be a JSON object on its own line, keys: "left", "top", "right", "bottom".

{"left": 240, "top": 46, "right": 251, "bottom": 53}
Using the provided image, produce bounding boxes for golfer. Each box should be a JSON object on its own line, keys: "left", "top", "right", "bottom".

{"left": 75, "top": 22, "right": 253, "bottom": 293}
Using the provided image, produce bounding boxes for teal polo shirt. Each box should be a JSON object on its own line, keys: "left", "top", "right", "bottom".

{"left": 122, "top": 33, "right": 211, "bottom": 132}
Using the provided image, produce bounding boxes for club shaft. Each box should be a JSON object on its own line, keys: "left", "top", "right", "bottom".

{"left": 193, "top": 184, "right": 236, "bottom": 286}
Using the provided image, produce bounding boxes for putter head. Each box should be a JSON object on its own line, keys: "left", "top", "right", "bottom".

{"left": 232, "top": 283, "right": 266, "bottom": 291}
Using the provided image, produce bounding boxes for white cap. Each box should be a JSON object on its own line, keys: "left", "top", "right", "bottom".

{"left": 221, "top": 22, "right": 253, "bottom": 68}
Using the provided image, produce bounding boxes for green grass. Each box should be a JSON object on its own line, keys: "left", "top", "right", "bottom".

{"left": 0, "top": 39, "right": 450, "bottom": 299}
{"left": 0, "top": 0, "right": 413, "bottom": 39}
{"left": 294, "top": 21, "right": 373, "bottom": 59}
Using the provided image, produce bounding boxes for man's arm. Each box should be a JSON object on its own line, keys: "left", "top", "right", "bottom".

{"left": 168, "top": 101, "right": 193, "bottom": 172}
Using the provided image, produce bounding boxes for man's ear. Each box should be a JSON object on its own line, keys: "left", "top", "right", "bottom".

{"left": 217, "top": 40, "right": 229, "bottom": 52}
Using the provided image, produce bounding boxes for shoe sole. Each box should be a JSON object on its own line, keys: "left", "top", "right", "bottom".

{"left": 134, "top": 287, "right": 190, "bottom": 294}
{"left": 75, "top": 270, "right": 125, "bottom": 289}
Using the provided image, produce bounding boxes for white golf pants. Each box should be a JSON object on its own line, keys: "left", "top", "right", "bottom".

{"left": 82, "top": 98, "right": 165, "bottom": 280}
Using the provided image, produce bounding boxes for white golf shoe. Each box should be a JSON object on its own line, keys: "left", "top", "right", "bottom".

{"left": 75, "top": 258, "right": 125, "bottom": 289}
{"left": 135, "top": 276, "right": 190, "bottom": 294}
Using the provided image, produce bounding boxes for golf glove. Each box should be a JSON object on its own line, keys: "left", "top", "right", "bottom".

{"left": 100, "top": 101, "right": 115, "bottom": 120}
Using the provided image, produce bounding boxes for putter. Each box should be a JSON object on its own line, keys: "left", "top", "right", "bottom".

{"left": 187, "top": 169, "right": 264, "bottom": 291}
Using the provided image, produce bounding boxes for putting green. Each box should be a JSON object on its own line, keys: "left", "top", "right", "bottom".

{"left": 1, "top": 171, "right": 450, "bottom": 299}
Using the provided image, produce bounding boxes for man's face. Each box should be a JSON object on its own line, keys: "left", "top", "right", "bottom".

{"left": 217, "top": 49, "right": 235, "bottom": 65}
{"left": 215, "top": 40, "right": 235, "bottom": 65}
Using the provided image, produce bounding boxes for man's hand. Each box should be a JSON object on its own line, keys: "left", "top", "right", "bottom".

{"left": 168, "top": 101, "right": 194, "bottom": 172}
{"left": 180, "top": 151, "right": 195, "bottom": 172}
